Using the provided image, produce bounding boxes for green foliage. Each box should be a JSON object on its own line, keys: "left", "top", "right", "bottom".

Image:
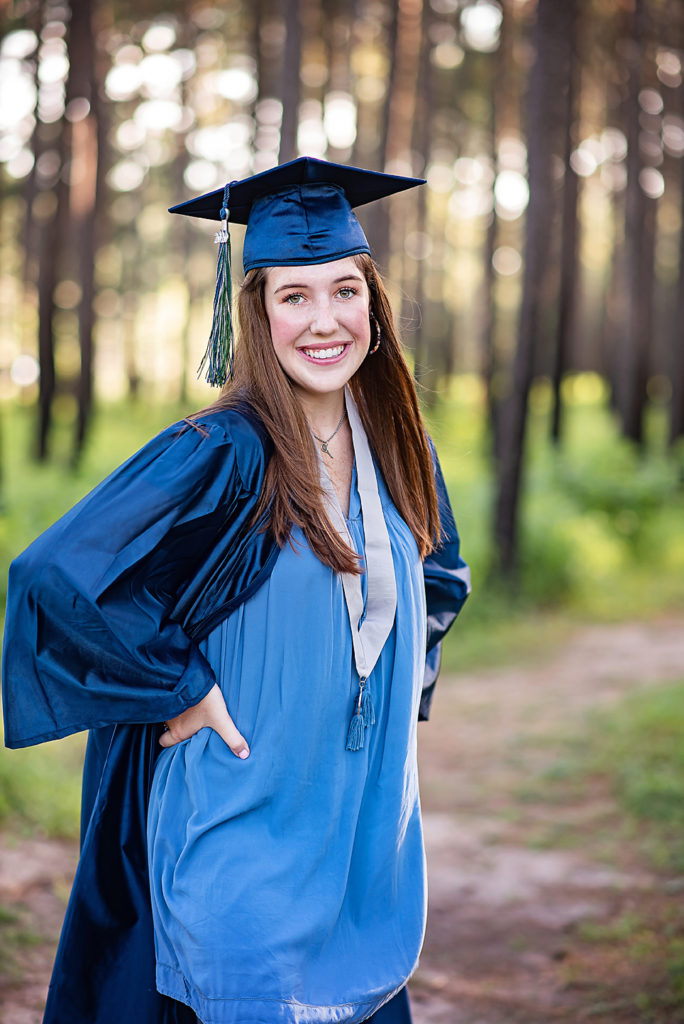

{"left": 0, "top": 401, "right": 184, "bottom": 605}
{"left": 0, "top": 729, "right": 85, "bottom": 839}
{"left": 426, "top": 377, "right": 684, "bottom": 670}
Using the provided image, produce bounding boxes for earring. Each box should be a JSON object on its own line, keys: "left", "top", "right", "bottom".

{"left": 369, "top": 313, "right": 381, "bottom": 355}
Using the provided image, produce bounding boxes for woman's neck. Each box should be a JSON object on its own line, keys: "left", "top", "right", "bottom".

{"left": 296, "top": 387, "right": 346, "bottom": 438}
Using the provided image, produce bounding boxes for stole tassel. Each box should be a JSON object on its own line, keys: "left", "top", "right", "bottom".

{"left": 346, "top": 676, "right": 373, "bottom": 752}
{"left": 198, "top": 183, "right": 234, "bottom": 387}
{"left": 360, "top": 680, "right": 375, "bottom": 727}
{"left": 345, "top": 710, "right": 365, "bottom": 752}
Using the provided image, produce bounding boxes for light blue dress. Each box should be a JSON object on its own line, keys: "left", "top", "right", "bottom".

{"left": 147, "top": 404, "right": 428, "bottom": 1024}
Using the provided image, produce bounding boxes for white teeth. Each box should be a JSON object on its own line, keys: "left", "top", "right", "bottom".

{"left": 303, "top": 346, "right": 344, "bottom": 360}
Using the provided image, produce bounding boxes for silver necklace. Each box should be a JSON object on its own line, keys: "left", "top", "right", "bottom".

{"left": 311, "top": 410, "right": 346, "bottom": 458}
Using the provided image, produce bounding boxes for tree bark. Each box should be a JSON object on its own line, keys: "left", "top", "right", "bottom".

{"left": 668, "top": 146, "right": 684, "bottom": 448}
{"left": 67, "top": 0, "right": 101, "bottom": 462}
{"left": 410, "top": 0, "right": 432, "bottom": 385}
{"left": 278, "top": 0, "right": 302, "bottom": 163}
{"left": 21, "top": 0, "right": 44, "bottom": 294}
{"left": 492, "top": 0, "right": 568, "bottom": 577}
{"left": 617, "top": 0, "right": 653, "bottom": 446}
{"left": 481, "top": 0, "right": 515, "bottom": 464}
{"left": 551, "top": 6, "right": 580, "bottom": 445}
{"left": 36, "top": 186, "right": 63, "bottom": 460}
{"left": 363, "top": 1, "right": 400, "bottom": 271}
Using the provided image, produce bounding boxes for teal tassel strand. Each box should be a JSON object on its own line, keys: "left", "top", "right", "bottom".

{"left": 346, "top": 710, "right": 365, "bottom": 752}
{"left": 360, "top": 680, "right": 375, "bottom": 727}
{"left": 346, "top": 676, "right": 372, "bottom": 751}
{"left": 198, "top": 183, "right": 234, "bottom": 387}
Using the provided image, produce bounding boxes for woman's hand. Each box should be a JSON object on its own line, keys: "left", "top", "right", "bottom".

{"left": 159, "top": 684, "right": 250, "bottom": 758}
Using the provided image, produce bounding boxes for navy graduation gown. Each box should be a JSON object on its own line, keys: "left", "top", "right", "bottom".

{"left": 2, "top": 406, "right": 469, "bottom": 1024}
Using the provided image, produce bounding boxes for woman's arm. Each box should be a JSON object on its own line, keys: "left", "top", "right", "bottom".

{"left": 2, "top": 416, "right": 264, "bottom": 749}
{"left": 420, "top": 441, "right": 471, "bottom": 720}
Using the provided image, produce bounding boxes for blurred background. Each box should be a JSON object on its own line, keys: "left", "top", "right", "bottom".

{"left": 1, "top": 0, "right": 684, "bottom": 1021}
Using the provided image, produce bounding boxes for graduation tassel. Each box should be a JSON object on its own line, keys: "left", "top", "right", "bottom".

{"left": 198, "top": 183, "right": 234, "bottom": 387}
{"left": 346, "top": 676, "right": 370, "bottom": 752}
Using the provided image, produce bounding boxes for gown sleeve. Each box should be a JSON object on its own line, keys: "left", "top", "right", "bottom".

{"left": 420, "top": 440, "right": 471, "bottom": 721}
{"left": 2, "top": 416, "right": 256, "bottom": 749}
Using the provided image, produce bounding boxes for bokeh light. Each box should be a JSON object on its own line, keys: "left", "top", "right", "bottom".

{"left": 324, "top": 93, "right": 357, "bottom": 149}
{"left": 1, "top": 29, "right": 39, "bottom": 59}
{"left": 492, "top": 246, "right": 522, "bottom": 276}
{"left": 10, "top": 354, "right": 40, "bottom": 388}
{"left": 639, "top": 167, "right": 665, "bottom": 199}
{"left": 494, "top": 169, "right": 529, "bottom": 220}
{"left": 461, "top": 1, "right": 503, "bottom": 53}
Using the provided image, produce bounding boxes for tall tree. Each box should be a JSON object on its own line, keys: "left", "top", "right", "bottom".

{"left": 481, "top": 0, "right": 515, "bottom": 462}
{"left": 616, "top": 0, "right": 655, "bottom": 446}
{"left": 550, "top": 1, "right": 581, "bottom": 445}
{"left": 410, "top": 0, "right": 432, "bottom": 385}
{"left": 363, "top": 1, "right": 399, "bottom": 271}
{"left": 669, "top": 123, "right": 684, "bottom": 451}
{"left": 21, "top": 1, "right": 43, "bottom": 296}
{"left": 67, "top": 0, "right": 102, "bottom": 461}
{"left": 493, "top": 0, "right": 575, "bottom": 577}
{"left": 278, "top": 0, "right": 302, "bottom": 162}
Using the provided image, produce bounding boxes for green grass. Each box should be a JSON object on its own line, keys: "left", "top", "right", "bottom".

{"left": 527, "top": 678, "right": 684, "bottom": 874}
{"left": 520, "top": 679, "right": 684, "bottom": 1019}
{"left": 585, "top": 680, "right": 684, "bottom": 872}
{"left": 0, "top": 902, "right": 43, "bottom": 983}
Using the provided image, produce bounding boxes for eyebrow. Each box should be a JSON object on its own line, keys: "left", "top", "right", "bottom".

{"left": 273, "top": 274, "right": 364, "bottom": 295}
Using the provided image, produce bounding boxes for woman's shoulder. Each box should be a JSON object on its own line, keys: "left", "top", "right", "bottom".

{"left": 167, "top": 402, "right": 273, "bottom": 496}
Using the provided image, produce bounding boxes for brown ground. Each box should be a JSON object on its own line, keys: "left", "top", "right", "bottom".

{"left": 1, "top": 617, "right": 683, "bottom": 1024}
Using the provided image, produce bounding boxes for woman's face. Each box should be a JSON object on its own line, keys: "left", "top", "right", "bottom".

{"left": 263, "top": 257, "right": 371, "bottom": 403}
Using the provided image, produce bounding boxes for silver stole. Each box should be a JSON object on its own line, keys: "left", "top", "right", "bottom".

{"left": 317, "top": 388, "right": 397, "bottom": 750}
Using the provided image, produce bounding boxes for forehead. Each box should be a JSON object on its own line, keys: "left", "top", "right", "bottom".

{"left": 264, "top": 257, "right": 366, "bottom": 289}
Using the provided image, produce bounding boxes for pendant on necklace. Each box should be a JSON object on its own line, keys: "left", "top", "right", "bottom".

{"left": 312, "top": 409, "right": 346, "bottom": 461}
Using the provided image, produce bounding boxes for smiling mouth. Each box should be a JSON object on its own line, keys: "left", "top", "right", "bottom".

{"left": 299, "top": 344, "right": 348, "bottom": 362}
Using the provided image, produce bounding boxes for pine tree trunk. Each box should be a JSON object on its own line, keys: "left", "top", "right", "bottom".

{"left": 278, "top": 0, "right": 302, "bottom": 163}
{"left": 551, "top": 4, "right": 580, "bottom": 446}
{"left": 492, "top": 0, "right": 563, "bottom": 577}
{"left": 481, "top": 1, "right": 514, "bottom": 464}
{"left": 364, "top": 1, "right": 400, "bottom": 271}
{"left": 36, "top": 192, "right": 62, "bottom": 460}
{"left": 668, "top": 155, "right": 684, "bottom": 448}
{"left": 411, "top": 0, "right": 432, "bottom": 385}
{"left": 617, "top": 0, "right": 653, "bottom": 446}
{"left": 68, "top": 0, "right": 101, "bottom": 462}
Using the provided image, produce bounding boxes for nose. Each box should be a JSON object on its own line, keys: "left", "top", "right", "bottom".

{"left": 310, "top": 299, "right": 338, "bottom": 336}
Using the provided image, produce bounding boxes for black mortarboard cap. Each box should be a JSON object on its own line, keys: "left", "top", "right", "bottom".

{"left": 169, "top": 157, "right": 425, "bottom": 384}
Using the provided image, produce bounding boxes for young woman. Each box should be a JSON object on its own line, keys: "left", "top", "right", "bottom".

{"left": 3, "top": 158, "right": 470, "bottom": 1024}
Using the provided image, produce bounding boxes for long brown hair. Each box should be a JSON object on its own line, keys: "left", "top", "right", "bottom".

{"left": 198, "top": 254, "right": 441, "bottom": 573}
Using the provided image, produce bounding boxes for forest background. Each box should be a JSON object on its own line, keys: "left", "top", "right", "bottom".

{"left": 0, "top": 0, "right": 684, "bottom": 1020}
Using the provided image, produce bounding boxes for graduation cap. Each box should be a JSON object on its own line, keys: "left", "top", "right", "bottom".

{"left": 169, "top": 156, "right": 425, "bottom": 387}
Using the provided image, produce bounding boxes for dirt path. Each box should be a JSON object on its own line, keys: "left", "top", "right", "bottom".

{"left": 1, "top": 618, "right": 683, "bottom": 1024}
{"left": 412, "top": 617, "right": 684, "bottom": 1023}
